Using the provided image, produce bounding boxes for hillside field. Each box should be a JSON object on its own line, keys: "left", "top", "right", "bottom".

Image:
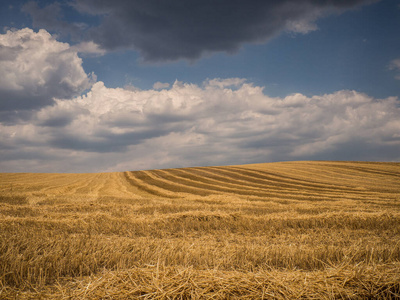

{"left": 1, "top": 161, "right": 400, "bottom": 299}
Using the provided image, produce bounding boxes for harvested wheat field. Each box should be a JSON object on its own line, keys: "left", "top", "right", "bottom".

{"left": 1, "top": 161, "right": 400, "bottom": 299}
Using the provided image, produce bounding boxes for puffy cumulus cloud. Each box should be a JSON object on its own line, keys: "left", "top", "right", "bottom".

{"left": 1, "top": 79, "right": 399, "bottom": 172}
{"left": 24, "top": 0, "right": 377, "bottom": 62}
{"left": 0, "top": 28, "right": 94, "bottom": 118}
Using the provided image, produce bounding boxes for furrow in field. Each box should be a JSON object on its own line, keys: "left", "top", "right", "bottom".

{"left": 142, "top": 170, "right": 217, "bottom": 196}
{"left": 325, "top": 163, "right": 400, "bottom": 184}
{"left": 109, "top": 172, "right": 149, "bottom": 198}
{"left": 271, "top": 163, "right": 365, "bottom": 182}
{"left": 251, "top": 162, "right": 354, "bottom": 181}
{"left": 274, "top": 164, "right": 391, "bottom": 191}
{"left": 219, "top": 165, "right": 348, "bottom": 189}
{"left": 239, "top": 162, "right": 355, "bottom": 180}
{"left": 123, "top": 171, "right": 179, "bottom": 198}
{"left": 164, "top": 167, "right": 298, "bottom": 194}
{"left": 152, "top": 169, "right": 284, "bottom": 197}
{"left": 41, "top": 174, "right": 97, "bottom": 196}
{"left": 302, "top": 161, "right": 400, "bottom": 179}
{"left": 152, "top": 168, "right": 287, "bottom": 198}
{"left": 97, "top": 172, "right": 146, "bottom": 199}
{"left": 149, "top": 169, "right": 349, "bottom": 201}
{"left": 232, "top": 168, "right": 389, "bottom": 201}
{"left": 65, "top": 174, "right": 105, "bottom": 195}
{"left": 163, "top": 167, "right": 346, "bottom": 200}
{"left": 94, "top": 173, "right": 131, "bottom": 198}
{"left": 69, "top": 175, "right": 100, "bottom": 195}
{"left": 223, "top": 165, "right": 397, "bottom": 202}
{"left": 237, "top": 164, "right": 399, "bottom": 200}
{"left": 73, "top": 173, "right": 119, "bottom": 197}
{"left": 73, "top": 173, "right": 117, "bottom": 197}
{"left": 338, "top": 164, "right": 400, "bottom": 178}
{"left": 209, "top": 166, "right": 366, "bottom": 195}
{"left": 299, "top": 163, "right": 400, "bottom": 192}
{"left": 252, "top": 162, "right": 400, "bottom": 195}
{"left": 236, "top": 164, "right": 394, "bottom": 195}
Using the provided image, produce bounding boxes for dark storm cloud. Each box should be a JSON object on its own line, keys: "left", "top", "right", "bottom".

{"left": 23, "top": 0, "right": 377, "bottom": 62}
{"left": 21, "top": 2, "right": 85, "bottom": 40}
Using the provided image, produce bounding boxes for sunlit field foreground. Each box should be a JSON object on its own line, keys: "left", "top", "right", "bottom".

{"left": 1, "top": 161, "right": 400, "bottom": 299}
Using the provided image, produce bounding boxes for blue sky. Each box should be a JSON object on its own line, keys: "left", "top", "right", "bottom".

{"left": 0, "top": 0, "right": 399, "bottom": 172}
{"left": 80, "top": 0, "right": 400, "bottom": 98}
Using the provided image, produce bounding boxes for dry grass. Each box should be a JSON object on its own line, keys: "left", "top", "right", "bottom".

{"left": 0, "top": 161, "right": 399, "bottom": 299}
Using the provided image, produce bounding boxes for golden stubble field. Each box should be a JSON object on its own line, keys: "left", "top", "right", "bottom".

{"left": 0, "top": 161, "right": 400, "bottom": 299}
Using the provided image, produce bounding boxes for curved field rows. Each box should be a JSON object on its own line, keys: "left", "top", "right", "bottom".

{"left": 1, "top": 161, "right": 399, "bottom": 203}
{"left": 1, "top": 161, "right": 398, "bottom": 203}
{"left": 124, "top": 161, "right": 400, "bottom": 203}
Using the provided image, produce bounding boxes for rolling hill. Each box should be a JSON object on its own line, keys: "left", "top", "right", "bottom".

{"left": 1, "top": 161, "right": 400, "bottom": 299}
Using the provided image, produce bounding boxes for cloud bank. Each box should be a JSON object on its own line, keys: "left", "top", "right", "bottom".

{"left": 1, "top": 78, "right": 399, "bottom": 172}
{"left": 23, "top": 0, "right": 378, "bottom": 62}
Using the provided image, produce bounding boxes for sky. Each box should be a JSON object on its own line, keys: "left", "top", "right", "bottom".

{"left": 0, "top": 0, "right": 399, "bottom": 173}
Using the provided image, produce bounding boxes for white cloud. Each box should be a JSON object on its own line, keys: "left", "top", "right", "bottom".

{"left": 285, "top": 19, "right": 318, "bottom": 34}
{"left": 0, "top": 28, "right": 94, "bottom": 113}
{"left": 1, "top": 79, "right": 399, "bottom": 172}
{"left": 71, "top": 41, "right": 106, "bottom": 55}
{"left": 283, "top": 2, "right": 322, "bottom": 34}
